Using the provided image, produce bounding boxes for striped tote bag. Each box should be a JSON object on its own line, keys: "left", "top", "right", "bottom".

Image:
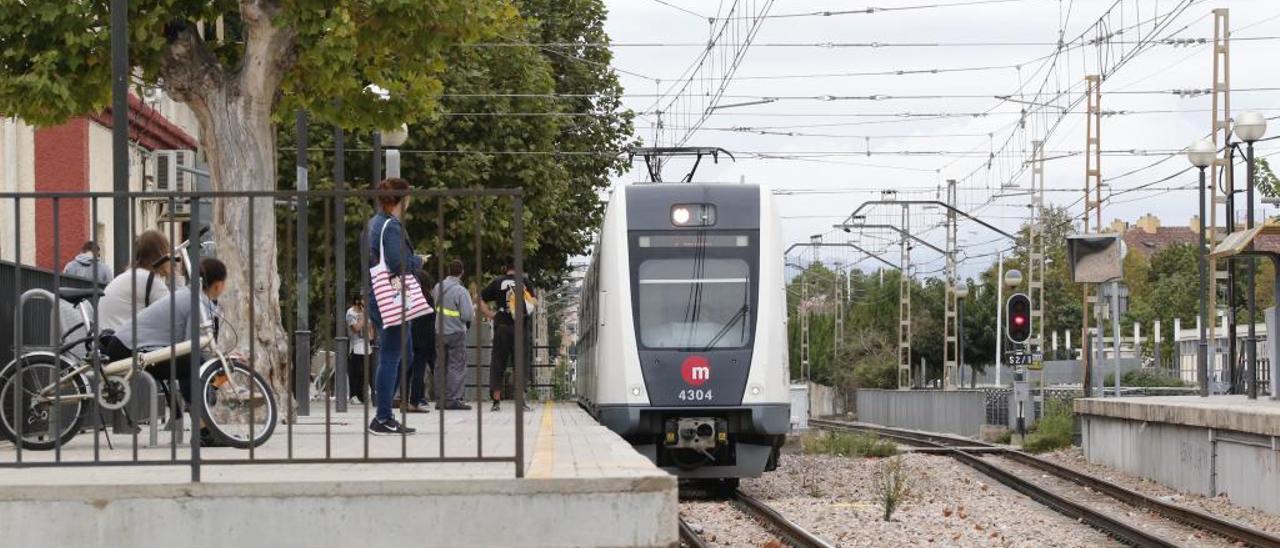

{"left": 369, "top": 220, "right": 432, "bottom": 327}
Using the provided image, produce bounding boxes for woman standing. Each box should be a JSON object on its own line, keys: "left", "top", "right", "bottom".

{"left": 346, "top": 293, "right": 373, "bottom": 404}
{"left": 98, "top": 230, "right": 173, "bottom": 332}
{"left": 365, "top": 177, "right": 421, "bottom": 436}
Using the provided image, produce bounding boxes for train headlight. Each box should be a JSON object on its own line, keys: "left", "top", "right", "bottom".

{"left": 671, "top": 206, "right": 691, "bottom": 225}
{"left": 749, "top": 384, "right": 763, "bottom": 396}
{"left": 671, "top": 203, "right": 716, "bottom": 227}
{"left": 630, "top": 385, "right": 643, "bottom": 397}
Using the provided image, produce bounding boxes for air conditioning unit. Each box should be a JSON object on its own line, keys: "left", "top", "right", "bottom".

{"left": 154, "top": 149, "right": 196, "bottom": 217}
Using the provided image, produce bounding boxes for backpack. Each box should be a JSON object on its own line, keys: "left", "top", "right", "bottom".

{"left": 506, "top": 282, "right": 537, "bottom": 317}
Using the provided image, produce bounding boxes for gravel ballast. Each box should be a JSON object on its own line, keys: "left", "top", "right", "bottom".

{"left": 1040, "top": 446, "right": 1280, "bottom": 535}
{"left": 743, "top": 452, "right": 1121, "bottom": 547}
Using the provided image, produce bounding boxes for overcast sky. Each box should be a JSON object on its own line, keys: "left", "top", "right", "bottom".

{"left": 602, "top": 0, "right": 1279, "bottom": 279}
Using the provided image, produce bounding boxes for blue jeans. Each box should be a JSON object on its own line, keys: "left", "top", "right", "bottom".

{"left": 374, "top": 322, "right": 413, "bottom": 422}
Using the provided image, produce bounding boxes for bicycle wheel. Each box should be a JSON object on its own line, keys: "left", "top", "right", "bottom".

{"left": 198, "top": 359, "right": 277, "bottom": 449}
{"left": 0, "top": 354, "right": 87, "bottom": 450}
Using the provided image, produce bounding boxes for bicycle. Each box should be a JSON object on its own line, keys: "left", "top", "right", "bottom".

{"left": 0, "top": 234, "right": 278, "bottom": 451}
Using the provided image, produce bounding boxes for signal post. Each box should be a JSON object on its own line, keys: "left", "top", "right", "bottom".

{"left": 1003, "top": 270, "right": 1033, "bottom": 440}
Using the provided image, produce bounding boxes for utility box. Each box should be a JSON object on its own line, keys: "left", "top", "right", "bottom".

{"left": 789, "top": 383, "right": 809, "bottom": 431}
{"left": 1010, "top": 380, "right": 1035, "bottom": 431}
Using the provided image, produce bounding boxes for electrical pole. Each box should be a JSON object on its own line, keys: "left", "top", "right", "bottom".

{"left": 1030, "top": 140, "right": 1047, "bottom": 401}
{"left": 1082, "top": 75, "right": 1102, "bottom": 396}
{"left": 898, "top": 203, "right": 913, "bottom": 389}
{"left": 996, "top": 251, "right": 1004, "bottom": 386}
{"left": 834, "top": 262, "right": 844, "bottom": 364}
{"left": 944, "top": 179, "right": 959, "bottom": 390}
{"left": 1210, "top": 8, "right": 1231, "bottom": 394}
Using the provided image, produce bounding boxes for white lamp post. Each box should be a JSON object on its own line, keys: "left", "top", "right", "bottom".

{"left": 1236, "top": 112, "right": 1268, "bottom": 399}
{"left": 1188, "top": 138, "right": 1215, "bottom": 397}
{"left": 382, "top": 123, "right": 409, "bottom": 179}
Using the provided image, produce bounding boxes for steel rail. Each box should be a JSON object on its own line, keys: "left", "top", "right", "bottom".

{"left": 678, "top": 517, "right": 710, "bottom": 548}
{"left": 811, "top": 419, "right": 1280, "bottom": 548}
{"left": 734, "top": 490, "right": 835, "bottom": 548}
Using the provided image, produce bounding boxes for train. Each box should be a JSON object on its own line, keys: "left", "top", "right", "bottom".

{"left": 576, "top": 182, "right": 790, "bottom": 484}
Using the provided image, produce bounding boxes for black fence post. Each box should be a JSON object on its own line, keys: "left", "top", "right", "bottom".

{"left": 294, "top": 110, "right": 312, "bottom": 416}
{"left": 334, "top": 125, "right": 349, "bottom": 411}
{"left": 188, "top": 189, "right": 203, "bottom": 482}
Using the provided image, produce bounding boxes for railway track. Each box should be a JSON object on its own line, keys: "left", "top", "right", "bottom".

{"left": 811, "top": 418, "right": 1280, "bottom": 548}
{"left": 678, "top": 489, "right": 835, "bottom": 548}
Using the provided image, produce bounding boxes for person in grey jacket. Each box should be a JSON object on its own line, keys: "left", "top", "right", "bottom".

{"left": 63, "top": 240, "right": 113, "bottom": 285}
{"left": 431, "top": 260, "right": 474, "bottom": 410}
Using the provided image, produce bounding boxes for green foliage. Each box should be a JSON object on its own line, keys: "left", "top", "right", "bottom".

{"left": 552, "top": 357, "right": 574, "bottom": 400}
{"left": 0, "top": 0, "right": 518, "bottom": 130}
{"left": 994, "top": 429, "right": 1013, "bottom": 445}
{"left": 1103, "top": 368, "right": 1190, "bottom": 388}
{"left": 803, "top": 431, "right": 897, "bottom": 458}
{"left": 1254, "top": 158, "right": 1280, "bottom": 200}
{"left": 1023, "top": 399, "right": 1073, "bottom": 454}
{"left": 875, "top": 455, "right": 910, "bottom": 522}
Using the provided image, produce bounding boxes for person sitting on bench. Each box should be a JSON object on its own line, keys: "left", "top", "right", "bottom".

{"left": 99, "top": 258, "right": 227, "bottom": 444}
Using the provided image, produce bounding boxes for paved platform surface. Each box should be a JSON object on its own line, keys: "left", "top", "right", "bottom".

{"left": 1075, "top": 394, "right": 1280, "bottom": 436}
{"left": 0, "top": 402, "right": 678, "bottom": 547}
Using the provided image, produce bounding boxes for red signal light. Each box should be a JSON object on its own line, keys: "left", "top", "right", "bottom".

{"left": 1013, "top": 316, "right": 1026, "bottom": 326}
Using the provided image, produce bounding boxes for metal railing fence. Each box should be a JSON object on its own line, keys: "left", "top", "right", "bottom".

{"left": 0, "top": 188, "right": 529, "bottom": 479}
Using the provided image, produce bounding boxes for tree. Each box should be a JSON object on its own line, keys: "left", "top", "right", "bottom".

{"left": 1, "top": 1, "right": 518, "bottom": 387}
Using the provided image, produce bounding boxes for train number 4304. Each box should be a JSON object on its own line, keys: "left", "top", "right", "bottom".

{"left": 677, "top": 389, "right": 713, "bottom": 401}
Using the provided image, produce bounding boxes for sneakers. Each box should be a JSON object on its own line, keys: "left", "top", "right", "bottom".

{"left": 438, "top": 401, "right": 472, "bottom": 411}
{"left": 490, "top": 401, "right": 501, "bottom": 412}
{"left": 405, "top": 402, "right": 431, "bottom": 413}
{"left": 368, "top": 418, "right": 416, "bottom": 436}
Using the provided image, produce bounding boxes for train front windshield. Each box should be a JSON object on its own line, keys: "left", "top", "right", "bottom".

{"left": 631, "top": 233, "right": 759, "bottom": 350}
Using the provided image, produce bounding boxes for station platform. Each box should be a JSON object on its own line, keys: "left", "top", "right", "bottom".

{"left": 0, "top": 402, "right": 678, "bottom": 547}
{"left": 1076, "top": 395, "right": 1280, "bottom": 515}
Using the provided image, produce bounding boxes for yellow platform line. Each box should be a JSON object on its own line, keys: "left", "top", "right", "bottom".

{"left": 528, "top": 401, "right": 556, "bottom": 478}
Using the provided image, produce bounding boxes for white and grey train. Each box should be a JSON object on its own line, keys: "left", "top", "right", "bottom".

{"left": 577, "top": 182, "right": 790, "bottom": 480}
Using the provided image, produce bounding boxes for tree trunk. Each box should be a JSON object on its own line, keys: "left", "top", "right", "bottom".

{"left": 159, "top": 9, "right": 298, "bottom": 401}
{"left": 190, "top": 88, "right": 292, "bottom": 398}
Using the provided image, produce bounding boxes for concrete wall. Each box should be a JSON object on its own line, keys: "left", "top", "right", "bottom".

{"left": 808, "top": 382, "right": 846, "bottom": 417}
{"left": 0, "top": 476, "right": 678, "bottom": 548}
{"left": 856, "top": 389, "right": 986, "bottom": 438}
{"left": 1081, "top": 415, "right": 1280, "bottom": 514}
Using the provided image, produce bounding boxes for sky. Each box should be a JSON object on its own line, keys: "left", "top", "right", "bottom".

{"left": 601, "top": 0, "right": 1280, "bottom": 279}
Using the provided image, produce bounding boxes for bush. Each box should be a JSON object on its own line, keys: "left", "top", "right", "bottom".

{"left": 1102, "top": 368, "right": 1190, "bottom": 388}
{"left": 803, "top": 431, "right": 897, "bottom": 458}
{"left": 1022, "top": 399, "right": 1073, "bottom": 453}
{"left": 551, "top": 357, "right": 574, "bottom": 400}
{"left": 875, "top": 455, "right": 911, "bottom": 521}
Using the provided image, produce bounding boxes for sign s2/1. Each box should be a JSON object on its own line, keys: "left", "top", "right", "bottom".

{"left": 1005, "top": 352, "right": 1033, "bottom": 367}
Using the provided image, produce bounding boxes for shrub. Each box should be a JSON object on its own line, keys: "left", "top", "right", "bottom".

{"left": 1102, "top": 368, "right": 1190, "bottom": 388}
{"left": 875, "top": 455, "right": 911, "bottom": 521}
{"left": 1022, "top": 399, "right": 1073, "bottom": 453}
{"left": 551, "top": 357, "right": 574, "bottom": 400}
{"left": 804, "top": 431, "right": 897, "bottom": 458}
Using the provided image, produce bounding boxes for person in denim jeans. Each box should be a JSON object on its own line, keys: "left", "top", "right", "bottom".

{"left": 365, "top": 177, "right": 421, "bottom": 436}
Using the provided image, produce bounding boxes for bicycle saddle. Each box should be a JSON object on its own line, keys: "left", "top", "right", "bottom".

{"left": 57, "top": 287, "right": 105, "bottom": 305}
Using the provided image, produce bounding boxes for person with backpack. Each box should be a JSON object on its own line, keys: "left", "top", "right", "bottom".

{"left": 479, "top": 258, "right": 536, "bottom": 412}
{"left": 98, "top": 230, "right": 174, "bottom": 332}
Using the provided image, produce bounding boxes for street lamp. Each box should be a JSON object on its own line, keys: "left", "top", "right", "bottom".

{"left": 955, "top": 282, "right": 970, "bottom": 387}
{"left": 382, "top": 123, "right": 409, "bottom": 179}
{"left": 1237, "top": 111, "right": 1268, "bottom": 399}
{"left": 1188, "top": 138, "right": 1215, "bottom": 398}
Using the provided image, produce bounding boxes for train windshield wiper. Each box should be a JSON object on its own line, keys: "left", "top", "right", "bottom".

{"left": 699, "top": 305, "right": 749, "bottom": 351}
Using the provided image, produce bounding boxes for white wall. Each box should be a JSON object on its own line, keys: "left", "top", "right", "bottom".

{"left": 0, "top": 118, "right": 35, "bottom": 263}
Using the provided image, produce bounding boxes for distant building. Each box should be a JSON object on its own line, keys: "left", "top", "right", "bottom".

{"left": 0, "top": 91, "right": 200, "bottom": 270}
{"left": 1112, "top": 213, "right": 1280, "bottom": 258}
